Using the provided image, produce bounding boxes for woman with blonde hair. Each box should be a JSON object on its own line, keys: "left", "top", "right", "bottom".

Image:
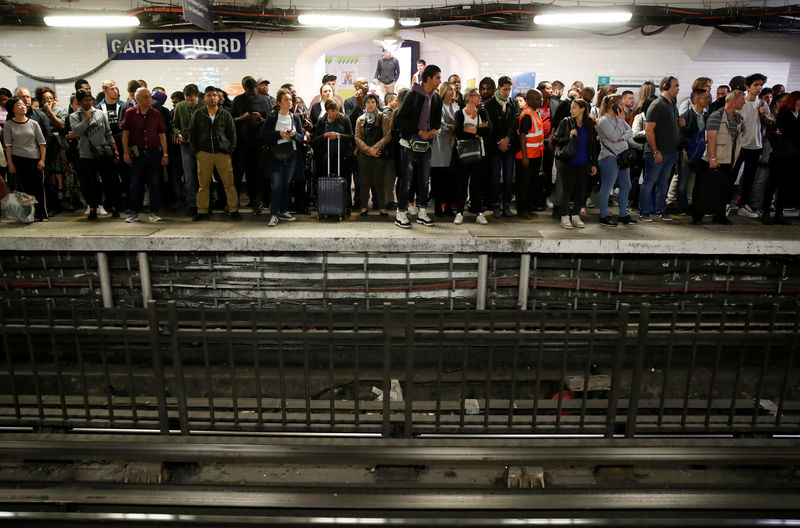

{"left": 431, "top": 81, "right": 458, "bottom": 217}
{"left": 633, "top": 81, "right": 656, "bottom": 115}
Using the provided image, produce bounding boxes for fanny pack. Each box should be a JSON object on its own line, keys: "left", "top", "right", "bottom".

{"left": 408, "top": 134, "right": 431, "bottom": 153}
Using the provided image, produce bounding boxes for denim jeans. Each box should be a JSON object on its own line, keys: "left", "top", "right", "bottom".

{"left": 489, "top": 150, "right": 515, "bottom": 206}
{"left": 268, "top": 154, "right": 296, "bottom": 215}
{"left": 397, "top": 146, "right": 431, "bottom": 212}
{"left": 129, "top": 150, "right": 162, "bottom": 214}
{"left": 639, "top": 152, "right": 677, "bottom": 214}
{"left": 674, "top": 150, "right": 689, "bottom": 210}
{"left": 598, "top": 156, "right": 631, "bottom": 218}
{"left": 180, "top": 144, "right": 198, "bottom": 209}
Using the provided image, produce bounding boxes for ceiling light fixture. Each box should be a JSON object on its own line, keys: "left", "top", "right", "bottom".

{"left": 534, "top": 11, "right": 632, "bottom": 26}
{"left": 399, "top": 17, "right": 421, "bottom": 27}
{"left": 44, "top": 15, "right": 140, "bottom": 28}
{"left": 298, "top": 13, "right": 395, "bottom": 29}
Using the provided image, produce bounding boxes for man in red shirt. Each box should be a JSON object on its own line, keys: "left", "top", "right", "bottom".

{"left": 121, "top": 88, "right": 168, "bottom": 223}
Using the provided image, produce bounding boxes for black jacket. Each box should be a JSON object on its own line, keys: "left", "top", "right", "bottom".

{"left": 393, "top": 89, "right": 443, "bottom": 141}
{"left": 374, "top": 56, "right": 400, "bottom": 84}
{"left": 483, "top": 96, "right": 520, "bottom": 154}
{"left": 679, "top": 107, "right": 705, "bottom": 148}
{"left": 258, "top": 109, "right": 304, "bottom": 147}
{"left": 552, "top": 117, "right": 600, "bottom": 165}
{"left": 311, "top": 113, "right": 354, "bottom": 158}
{"left": 552, "top": 96, "right": 576, "bottom": 132}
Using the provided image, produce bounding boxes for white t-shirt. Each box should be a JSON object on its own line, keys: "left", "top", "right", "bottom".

{"left": 462, "top": 110, "right": 485, "bottom": 155}
{"left": 738, "top": 99, "right": 767, "bottom": 150}
{"left": 276, "top": 113, "right": 293, "bottom": 144}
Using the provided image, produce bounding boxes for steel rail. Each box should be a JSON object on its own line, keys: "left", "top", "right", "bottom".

{"left": 1, "top": 436, "right": 799, "bottom": 466}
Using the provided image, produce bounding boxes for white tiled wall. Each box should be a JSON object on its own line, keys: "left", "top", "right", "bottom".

{"left": 1, "top": 24, "right": 798, "bottom": 108}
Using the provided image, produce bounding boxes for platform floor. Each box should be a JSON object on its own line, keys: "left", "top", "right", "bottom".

{"left": 1, "top": 205, "right": 799, "bottom": 255}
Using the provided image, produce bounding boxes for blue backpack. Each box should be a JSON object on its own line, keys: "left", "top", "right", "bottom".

{"left": 685, "top": 129, "right": 707, "bottom": 161}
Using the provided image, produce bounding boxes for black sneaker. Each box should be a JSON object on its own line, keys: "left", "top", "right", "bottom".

{"left": 111, "top": 207, "right": 120, "bottom": 219}
{"left": 599, "top": 216, "right": 618, "bottom": 227}
{"left": 228, "top": 211, "right": 242, "bottom": 221}
{"left": 192, "top": 213, "right": 209, "bottom": 222}
{"left": 88, "top": 208, "right": 98, "bottom": 220}
{"left": 187, "top": 207, "right": 197, "bottom": 217}
{"left": 618, "top": 215, "right": 637, "bottom": 225}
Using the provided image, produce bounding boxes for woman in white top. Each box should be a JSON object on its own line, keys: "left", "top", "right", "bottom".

{"left": 453, "top": 88, "right": 493, "bottom": 224}
{"left": 431, "top": 82, "right": 458, "bottom": 217}
{"left": 3, "top": 96, "right": 47, "bottom": 220}
{"left": 260, "top": 88, "right": 304, "bottom": 227}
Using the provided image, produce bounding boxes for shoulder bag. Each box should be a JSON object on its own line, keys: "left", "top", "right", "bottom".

{"left": 271, "top": 116, "right": 297, "bottom": 162}
{"left": 456, "top": 113, "right": 483, "bottom": 162}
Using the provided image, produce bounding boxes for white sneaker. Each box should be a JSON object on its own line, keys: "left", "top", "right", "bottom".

{"left": 546, "top": 198, "right": 554, "bottom": 209}
{"left": 737, "top": 204, "right": 760, "bottom": 218}
{"left": 278, "top": 212, "right": 296, "bottom": 222}
{"left": 395, "top": 210, "right": 412, "bottom": 229}
{"left": 560, "top": 216, "right": 574, "bottom": 229}
{"left": 268, "top": 215, "right": 279, "bottom": 227}
{"left": 84, "top": 206, "right": 91, "bottom": 215}
{"left": 149, "top": 212, "right": 162, "bottom": 222}
{"left": 125, "top": 213, "right": 139, "bottom": 223}
{"left": 571, "top": 215, "right": 585, "bottom": 228}
{"left": 454, "top": 213, "right": 464, "bottom": 225}
{"left": 98, "top": 205, "right": 110, "bottom": 216}
{"left": 476, "top": 212, "right": 488, "bottom": 225}
{"left": 407, "top": 205, "right": 418, "bottom": 216}
{"left": 417, "top": 208, "right": 433, "bottom": 226}
{"left": 725, "top": 204, "right": 733, "bottom": 216}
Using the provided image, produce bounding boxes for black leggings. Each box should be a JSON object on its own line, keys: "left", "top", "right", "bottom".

{"left": 557, "top": 160, "right": 590, "bottom": 216}
{"left": 11, "top": 155, "right": 47, "bottom": 220}
{"left": 456, "top": 159, "right": 484, "bottom": 213}
{"left": 77, "top": 156, "right": 122, "bottom": 212}
{"left": 431, "top": 165, "right": 455, "bottom": 211}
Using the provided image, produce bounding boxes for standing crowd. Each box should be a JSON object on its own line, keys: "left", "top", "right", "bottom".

{"left": 1, "top": 59, "right": 798, "bottom": 228}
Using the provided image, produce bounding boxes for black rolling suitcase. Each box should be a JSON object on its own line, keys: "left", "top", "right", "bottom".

{"left": 317, "top": 138, "right": 349, "bottom": 220}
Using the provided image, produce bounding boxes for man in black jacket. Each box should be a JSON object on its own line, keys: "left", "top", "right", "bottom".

{"left": 392, "top": 64, "right": 443, "bottom": 228}
{"left": 484, "top": 76, "right": 520, "bottom": 217}
{"left": 231, "top": 78, "right": 271, "bottom": 214}
{"left": 537, "top": 81, "right": 559, "bottom": 209}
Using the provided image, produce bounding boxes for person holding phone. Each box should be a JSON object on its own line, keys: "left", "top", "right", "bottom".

{"left": 231, "top": 78, "right": 272, "bottom": 215}
{"left": 596, "top": 94, "right": 634, "bottom": 227}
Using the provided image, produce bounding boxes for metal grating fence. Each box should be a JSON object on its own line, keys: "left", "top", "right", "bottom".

{"left": 1, "top": 299, "right": 798, "bottom": 438}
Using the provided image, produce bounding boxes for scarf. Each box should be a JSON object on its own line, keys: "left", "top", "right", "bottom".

{"left": 495, "top": 90, "right": 508, "bottom": 112}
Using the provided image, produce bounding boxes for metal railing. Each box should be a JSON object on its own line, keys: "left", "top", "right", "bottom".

{"left": 1, "top": 299, "right": 798, "bottom": 438}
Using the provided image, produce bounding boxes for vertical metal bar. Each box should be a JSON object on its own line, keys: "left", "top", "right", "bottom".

{"left": 476, "top": 254, "right": 489, "bottom": 311}
{"left": 327, "top": 308, "right": 335, "bottom": 429}
{"left": 404, "top": 302, "right": 415, "bottom": 438}
{"left": 752, "top": 304, "right": 778, "bottom": 428}
{"left": 508, "top": 308, "right": 521, "bottom": 430}
{"left": 46, "top": 301, "right": 67, "bottom": 422}
{"left": 658, "top": 306, "right": 679, "bottom": 428}
{"left": 302, "top": 304, "right": 311, "bottom": 428}
{"left": 121, "top": 308, "right": 138, "bottom": 424}
{"left": 435, "top": 304, "right": 444, "bottom": 432}
{"left": 518, "top": 254, "right": 531, "bottom": 310}
{"left": 775, "top": 306, "right": 799, "bottom": 428}
{"left": 727, "top": 306, "right": 747, "bottom": 427}
{"left": 459, "top": 307, "right": 471, "bottom": 430}
{"left": 606, "top": 304, "right": 629, "bottom": 438}
{"left": 353, "top": 304, "right": 360, "bottom": 429}
{"left": 533, "top": 304, "right": 545, "bottom": 428}
{"left": 556, "top": 304, "right": 572, "bottom": 427}
{"left": 580, "top": 305, "right": 598, "bottom": 431}
{"left": 484, "top": 303, "right": 496, "bottom": 430}
{"left": 682, "top": 308, "right": 703, "bottom": 430}
{"left": 22, "top": 299, "right": 45, "bottom": 423}
{"left": 71, "top": 302, "right": 91, "bottom": 422}
{"left": 625, "top": 303, "right": 650, "bottom": 438}
{"left": 138, "top": 252, "right": 152, "bottom": 307}
{"left": 1, "top": 302, "right": 21, "bottom": 420}
{"left": 705, "top": 305, "right": 726, "bottom": 430}
{"left": 94, "top": 303, "right": 114, "bottom": 423}
{"left": 96, "top": 252, "right": 113, "bottom": 308}
{"left": 277, "top": 303, "right": 287, "bottom": 429}
{"left": 225, "top": 303, "right": 239, "bottom": 426}
{"left": 200, "top": 305, "right": 215, "bottom": 427}
{"left": 382, "top": 303, "right": 392, "bottom": 438}
{"left": 251, "top": 306, "right": 263, "bottom": 427}
{"left": 168, "top": 301, "right": 189, "bottom": 435}
{"left": 147, "top": 300, "right": 169, "bottom": 434}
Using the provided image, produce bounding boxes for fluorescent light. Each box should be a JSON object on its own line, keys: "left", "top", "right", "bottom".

{"left": 298, "top": 13, "right": 394, "bottom": 29}
{"left": 399, "top": 17, "right": 421, "bottom": 27}
{"left": 534, "top": 11, "right": 632, "bottom": 26}
{"left": 44, "top": 15, "right": 140, "bottom": 28}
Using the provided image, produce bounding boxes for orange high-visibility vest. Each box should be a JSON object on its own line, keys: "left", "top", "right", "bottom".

{"left": 515, "top": 106, "right": 544, "bottom": 160}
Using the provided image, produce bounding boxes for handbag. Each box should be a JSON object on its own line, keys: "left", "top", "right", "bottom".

{"left": 685, "top": 130, "right": 707, "bottom": 162}
{"left": 271, "top": 119, "right": 297, "bottom": 162}
{"left": 456, "top": 139, "right": 482, "bottom": 162}
{"left": 554, "top": 135, "right": 577, "bottom": 161}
